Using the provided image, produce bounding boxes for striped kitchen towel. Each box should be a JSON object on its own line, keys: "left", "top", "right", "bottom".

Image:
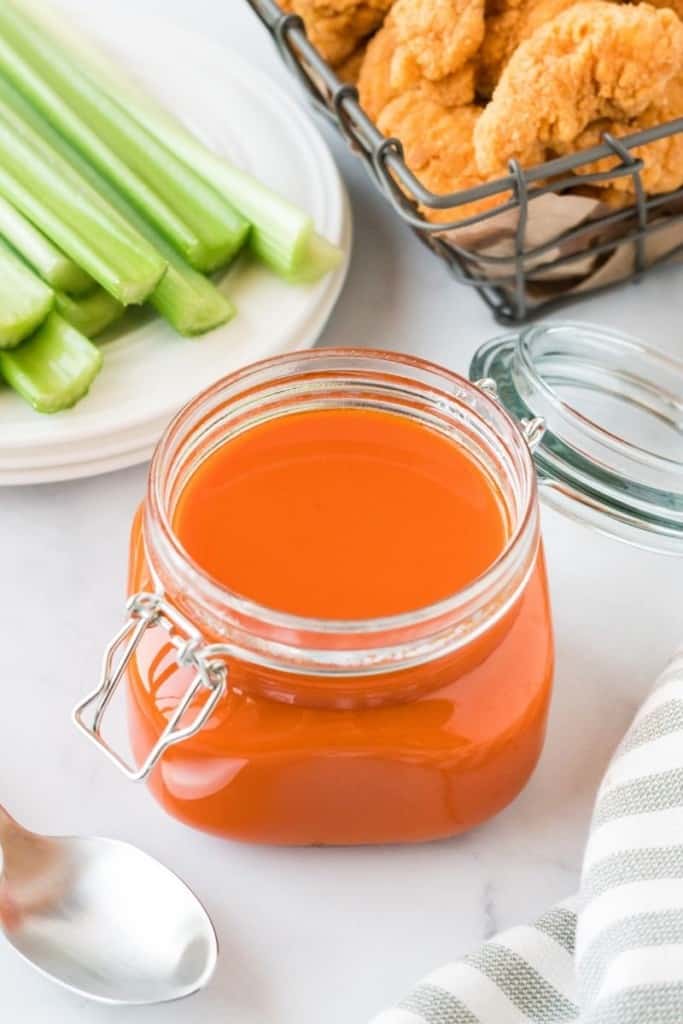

{"left": 371, "top": 646, "right": 683, "bottom": 1024}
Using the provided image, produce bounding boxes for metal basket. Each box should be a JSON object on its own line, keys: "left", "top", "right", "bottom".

{"left": 246, "top": 0, "right": 683, "bottom": 323}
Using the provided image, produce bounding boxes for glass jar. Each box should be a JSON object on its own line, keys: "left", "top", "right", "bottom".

{"left": 75, "top": 326, "right": 683, "bottom": 845}
{"left": 76, "top": 349, "right": 553, "bottom": 845}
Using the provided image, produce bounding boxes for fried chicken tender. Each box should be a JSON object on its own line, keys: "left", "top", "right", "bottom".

{"left": 377, "top": 94, "right": 505, "bottom": 222}
{"left": 474, "top": 3, "right": 683, "bottom": 178}
{"left": 288, "top": 0, "right": 393, "bottom": 66}
{"left": 336, "top": 43, "right": 368, "bottom": 84}
{"left": 359, "top": 22, "right": 477, "bottom": 119}
{"left": 388, "top": 0, "right": 486, "bottom": 87}
{"left": 358, "top": 0, "right": 484, "bottom": 120}
{"left": 557, "top": 74, "right": 683, "bottom": 196}
{"left": 635, "top": 0, "right": 683, "bottom": 18}
{"left": 478, "top": 0, "right": 602, "bottom": 98}
{"left": 358, "top": 20, "right": 400, "bottom": 116}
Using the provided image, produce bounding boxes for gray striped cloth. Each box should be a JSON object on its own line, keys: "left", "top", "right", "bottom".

{"left": 371, "top": 647, "right": 683, "bottom": 1024}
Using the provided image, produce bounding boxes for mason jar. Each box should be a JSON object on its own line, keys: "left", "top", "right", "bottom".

{"left": 75, "top": 325, "right": 683, "bottom": 844}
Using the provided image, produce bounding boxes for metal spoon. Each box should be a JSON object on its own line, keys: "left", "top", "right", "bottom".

{"left": 0, "top": 805, "right": 218, "bottom": 1004}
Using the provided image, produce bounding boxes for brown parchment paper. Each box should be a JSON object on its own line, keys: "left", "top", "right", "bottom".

{"left": 434, "top": 191, "right": 683, "bottom": 307}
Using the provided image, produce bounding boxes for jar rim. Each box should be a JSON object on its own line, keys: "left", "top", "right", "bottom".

{"left": 143, "top": 348, "right": 540, "bottom": 673}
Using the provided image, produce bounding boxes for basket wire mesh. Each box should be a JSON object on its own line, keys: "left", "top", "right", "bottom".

{"left": 246, "top": 0, "right": 683, "bottom": 323}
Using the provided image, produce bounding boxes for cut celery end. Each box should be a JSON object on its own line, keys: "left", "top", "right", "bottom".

{"left": 14, "top": 2, "right": 317, "bottom": 277}
{"left": 0, "top": 193, "right": 94, "bottom": 294}
{"left": 55, "top": 288, "right": 124, "bottom": 338}
{"left": 278, "top": 232, "right": 344, "bottom": 284}
{"left": 0, "top": 311, "right": 102, "bottom": 412}
{"left": 1, "top": 0, "right": 249, "bottom": 271}
{"left": 0, "top": 237, "right": 53, "bottom": 348}
{"left": 0, "top": 79, "right": 167, "bottom": 305}
{"left": 48, "top": 259, "right": 94, "bottom": 296}
{"left": 152, "top": 265, "right": 236, "bottom": 336}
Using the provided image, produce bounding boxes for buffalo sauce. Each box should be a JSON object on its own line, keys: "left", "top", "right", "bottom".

{"left": 173, "top": 408, "right": 508, "bottom": 619}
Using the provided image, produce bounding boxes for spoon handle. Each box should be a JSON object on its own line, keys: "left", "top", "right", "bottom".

{"left": 0, "top": 808, "right": 68, "bottom": 935}
{"left": 0, "top": 807, "right": 19, "bottom": 928}
{"left": 0, "top": 807, "right": 26, "bottom": 883}
{"left": 0, "top": 805, "right": 20, "bottom": 845}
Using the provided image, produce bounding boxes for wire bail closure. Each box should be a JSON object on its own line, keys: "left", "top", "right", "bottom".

{"left": 475, "top": 377, "right": 545, "bottom": 452}
{"left": 73, "top": 592, "right": 229, "bottom": 782}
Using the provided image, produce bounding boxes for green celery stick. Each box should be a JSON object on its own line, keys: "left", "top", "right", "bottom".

{"left": 281, "top": 232, "right": 345, "bottom": 284}
{"left": 0, "top": 237, "right": 53, "bottom": 347}
{"left": 55, "top": 288, "right": 124, "bottom": 338}
{"left": 14, "top": 0, "right": 339, "bottom": 279}
{"left": 101, "top": 86, "right": 329, "bottom": 278}
{"left": 0, "top": 86, "right": 166, "bottom": 305}
{"left": 148, "top": 241, "right": 236, "bottom": 336}
{"left": 0, "top": 194, "right": 93, "bottom": 294}
{"left": 0, "top": 0, "right": 249, "bottom": 272}
{"left": 107, "top": 92, "right": 315, "bottom": 275}
{"left": 0, "top": 311, "right": 102, "bottom": 412}
{"left": 0, "top": 77, "right": 235, "bottom": 335}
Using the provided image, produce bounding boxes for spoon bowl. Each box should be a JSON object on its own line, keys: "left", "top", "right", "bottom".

{"left": 0, "top": 808, "right": 218, "bottom": 1004}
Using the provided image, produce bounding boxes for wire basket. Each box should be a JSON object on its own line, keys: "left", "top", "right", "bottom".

{"left": 246, "top": 0, "right": 683, "bottom": 323}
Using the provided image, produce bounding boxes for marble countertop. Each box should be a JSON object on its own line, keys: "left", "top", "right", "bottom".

{"left": 1, "top": 2, "right": 682, "bottom": 1021}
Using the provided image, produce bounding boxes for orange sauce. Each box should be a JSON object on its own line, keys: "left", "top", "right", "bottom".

{"left": 126, "top": 407, "right": 554, "bottom": 845}
{"left": 174, "top": 408, "right": 508, "bottom": 619}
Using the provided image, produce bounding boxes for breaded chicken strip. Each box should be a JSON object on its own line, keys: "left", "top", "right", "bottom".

{"left": 279, "top": 0, "right": 370, "bottom": 79}
{"left": 474, "top": 3, "right": 683, "bottom": 177}
{"left": 358, "top": 21, "right": 399, "bottom": 117}
{"left": 358, "top": 0, "right": 484, "bottom": 120}
{"left": 359, "top": 22, "right": 477, "bottom": 119}
{"left": 557, "top": 74, "right": 683, "bottom": 196}
{"left": 377, "top": 94, "right": 505, "bottom": 222}
{"left": 288, "top": 0, "right": 393, "bottom": 66}
{"left": 478, "top": 0, "right": 603, "bottom": 98}
{"left": 388, "top": 0, "right": 486, "bottom": 87}
{"left": 336, "top": 43, "right": 368, "bottom": 84}
{"left": 634, "top": 0, "right": 683, "bottom": 17}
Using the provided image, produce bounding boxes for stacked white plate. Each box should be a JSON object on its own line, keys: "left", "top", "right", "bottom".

{"left": 0, "top": 12, "right": 351, "bottom": 484}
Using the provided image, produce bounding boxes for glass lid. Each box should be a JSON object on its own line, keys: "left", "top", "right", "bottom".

{"left": 470, "top": 322, "right": 683, "bottom": 556}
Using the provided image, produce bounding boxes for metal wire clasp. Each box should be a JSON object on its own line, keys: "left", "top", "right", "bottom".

{"left": 475, "top": 377, "right": 545, "bottom": 452}
{"left": 73, "top": 592, "right": 229, "bottom": 783}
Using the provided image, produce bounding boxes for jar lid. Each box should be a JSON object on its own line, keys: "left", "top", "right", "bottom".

{"left": 470, "top": 322, "right": 683, "bottom": 555}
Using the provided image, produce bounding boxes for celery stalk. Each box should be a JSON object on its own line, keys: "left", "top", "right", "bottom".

{"left": 0, "top": 88, "right": 167, "bottom": 305}
{"left": 55, "top": 289, "right": 124, "bottom": 339}
{"left": 147, "top": 241, "right": 236, "bottom": 336}
{"left": 0, "top": 312, "right": 102, "bottom": 412}
{"left": 14, "top": 0, "right": 340, "bottom": 279}
{"left": 0, "top": 194, "right": 93, "bottom": 294}
{"left": 0, "top": 0, "right": 249, "bottom": 273}
{"left": 281, "top": 233, "right": 345, "bottom": 284}
{"left": 0, "top": 77, "right": 235, "bottom": 336}
{"left": 102, "top": 92, "right": 329, "bottom": 277}
{"left": 0, "top": 237, "right": 53, "bottom": 348}
{"left": 104, "top": 98, "right": 315, "bottom": 275}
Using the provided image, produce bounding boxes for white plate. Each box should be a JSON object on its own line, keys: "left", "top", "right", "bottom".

{"left": 0, "top": 12, "right": 351, "bottom": 485}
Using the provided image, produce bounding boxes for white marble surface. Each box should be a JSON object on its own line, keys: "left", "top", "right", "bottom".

{"left": 1, "top": 2, "right": 682, "bottom": 1021}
